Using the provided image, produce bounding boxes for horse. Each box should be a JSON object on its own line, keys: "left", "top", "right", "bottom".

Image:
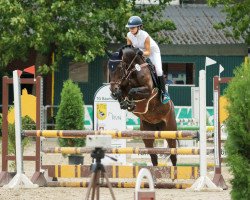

{"left": 106, "top": 45, "right": 177, "bottom": 166}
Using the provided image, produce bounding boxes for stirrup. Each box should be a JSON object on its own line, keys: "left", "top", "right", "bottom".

{"left": 162, "top": 93, "right": 170, "bottom": 104}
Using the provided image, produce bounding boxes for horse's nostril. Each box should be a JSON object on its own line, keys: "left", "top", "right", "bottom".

{"left": 114, "top": 86, "right": 119, "bottom": 91}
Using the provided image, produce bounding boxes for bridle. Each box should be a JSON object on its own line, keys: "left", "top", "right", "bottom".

{"left": 109, "top": 51, "right": 148, "bottom": 87}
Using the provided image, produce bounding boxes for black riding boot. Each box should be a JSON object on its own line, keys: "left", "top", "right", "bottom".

{"left": 158, "top": 76, "right": 170, "bottom": 104}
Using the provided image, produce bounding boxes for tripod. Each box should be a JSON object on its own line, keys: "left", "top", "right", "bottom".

{"left": 85, "top": 148, "right": 116, "bottom": 200}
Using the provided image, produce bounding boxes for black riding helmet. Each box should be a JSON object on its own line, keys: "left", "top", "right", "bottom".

{"left": 126, "top": 16, "right": 142, "bottom": 28}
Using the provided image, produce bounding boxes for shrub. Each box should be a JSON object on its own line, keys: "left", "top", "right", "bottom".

{"left": 8, "top": 115, "right": 36, "bottom": 155}
{"left": 56, "top": 79, "right": 85, "bottom": 147}
{"left": 225, "top": 62, "right": 250, "bottom": 200}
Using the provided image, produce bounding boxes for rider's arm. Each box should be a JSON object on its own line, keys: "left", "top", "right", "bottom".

{"left": 143, "top": 36, "right": 151, "bottom": 57}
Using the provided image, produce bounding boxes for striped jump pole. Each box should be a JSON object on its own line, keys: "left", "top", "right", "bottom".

{"left": 42, "top": 147, "right": 214, "bottom": 155}
{"left": 47, "top": 181, "right": 192, "bottom": 189}
{"left": 41, "top": 165, "right": 203, "bottom": 180}
{"left": 23, "top": 130, "right": 199, "bottom": 139}
{"left": 127, "top": 125, "right": 214, "bottom": 131}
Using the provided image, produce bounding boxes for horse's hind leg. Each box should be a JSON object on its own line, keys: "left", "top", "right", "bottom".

{"left": 143, "top": 139, "right": 158, "bottom": 166}
{"left": 166, "top": 139, "right": 177, "bottom": 166}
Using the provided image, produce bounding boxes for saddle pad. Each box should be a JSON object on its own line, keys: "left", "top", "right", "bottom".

{"left": 132, "top": 88, "right": 158, "bottom": 114}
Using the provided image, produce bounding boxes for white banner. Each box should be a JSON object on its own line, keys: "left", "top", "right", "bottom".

{"left": 94, "top": 84, "right": 126, "bottom": 165}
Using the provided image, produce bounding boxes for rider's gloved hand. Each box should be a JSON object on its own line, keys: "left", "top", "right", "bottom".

{"left": 136, "top": 48, "right": 143, "bottom": 56}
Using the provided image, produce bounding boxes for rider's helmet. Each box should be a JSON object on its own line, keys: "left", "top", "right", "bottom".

{"left": 126, "top": 16, "right": 143, "bottom": 28}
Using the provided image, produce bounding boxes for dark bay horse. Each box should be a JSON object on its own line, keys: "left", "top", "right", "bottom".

{"left": 106, "top": 45, "right": 177, "bottom": 166}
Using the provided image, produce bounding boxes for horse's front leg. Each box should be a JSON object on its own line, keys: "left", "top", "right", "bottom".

{"left": 128, "top": 86, "right": 151, "bottom": 100}
{"left": 110, "top": 88, "right": 128, "bottom": 110}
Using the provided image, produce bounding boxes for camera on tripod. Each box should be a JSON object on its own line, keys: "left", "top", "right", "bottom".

{"left": 85, "top": 135, "right": 116, "bottom": 200}
{"left": 90, "top": 147, "right": 105, "bottom": 161}
{"left": 86, "top": 135, "right": 112, "bottom": 162}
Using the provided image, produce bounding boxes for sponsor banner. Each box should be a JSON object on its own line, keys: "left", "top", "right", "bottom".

{"left": 93, "top": 85, "right": 126, "bottom": 164}
{"left": 84, "top": 106, "right": 215, "bottom": 129}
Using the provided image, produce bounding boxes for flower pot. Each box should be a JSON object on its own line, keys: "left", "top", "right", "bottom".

{"left": 68, "top": 154, "right": 84, "bottom": 165}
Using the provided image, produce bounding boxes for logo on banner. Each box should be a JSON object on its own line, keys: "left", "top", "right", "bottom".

{"left": 97, "top": 103, "right": 107, "bottom": 120}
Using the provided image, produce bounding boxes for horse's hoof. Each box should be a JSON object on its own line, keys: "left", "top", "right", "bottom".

{"left": 127, "top": 101, "right": 136, "bottom": 111}
{"left": 120, "top": 101, "right": 128, "bottom": 110}
{"left": 127, "top": 107, "right": 134, "bottom": 111}
{"left": 127, "top": 104, "right": 136, "bottom": 111}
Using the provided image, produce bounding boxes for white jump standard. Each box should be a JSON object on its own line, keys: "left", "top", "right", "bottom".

{"left": 187, "top": 70, "right": 222, "bottom": 191}
{"left": 3, "top": 70, "right": 38, "bottom": 189}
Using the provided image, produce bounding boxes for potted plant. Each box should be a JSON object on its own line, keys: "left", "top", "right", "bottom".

{"left": 55, "top": 79, "right": 85, "bottom": 165}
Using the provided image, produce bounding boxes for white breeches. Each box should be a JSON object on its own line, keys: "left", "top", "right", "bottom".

{"left": 149, "top": 51, "right": 163, "bottom": 76}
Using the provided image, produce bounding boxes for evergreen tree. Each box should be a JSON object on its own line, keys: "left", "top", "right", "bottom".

{"left": 56, "top": 79, "right": 85, "bottom": 147}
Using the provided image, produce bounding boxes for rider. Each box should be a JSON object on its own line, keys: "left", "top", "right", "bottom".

{"left": 126, "top": 15, "right": 170, "bottom": 104}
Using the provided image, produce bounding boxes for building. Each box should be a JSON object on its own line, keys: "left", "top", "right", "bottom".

{"left": 0, "top": 4, "right": 248, "bottom": 111}
{"left": 53, "top": 4, "right": 247, "bottom": 107}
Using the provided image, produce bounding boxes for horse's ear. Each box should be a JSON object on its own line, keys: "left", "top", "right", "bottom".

{"left": 105, "top": 49, "right": 113, "bottom": 58}
{"left": 118, "top": 48, "right": 123, "bottom": 58}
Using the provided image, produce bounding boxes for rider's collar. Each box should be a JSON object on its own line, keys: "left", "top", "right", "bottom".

{"left": 134, "top": 29, "right": 141, "bottom": 37}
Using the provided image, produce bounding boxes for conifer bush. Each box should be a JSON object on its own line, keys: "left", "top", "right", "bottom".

{"left": 56, "top": 80, "right": 85, "bottom": 147}
{"left": 225, "top": 62, "right": 250, "bottom": 200}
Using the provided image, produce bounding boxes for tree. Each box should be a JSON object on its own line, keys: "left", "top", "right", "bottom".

{"left": 225, "top": 62, "right": 250, "bottom": 200}
{"left": 55, "top": 79, "right": 85, "bottom": 147}
{"left": 0, "top": 0, "right": 175, "bottom": 73}
{"left": 208, "top": 0, "right": 250, "bottom": 44}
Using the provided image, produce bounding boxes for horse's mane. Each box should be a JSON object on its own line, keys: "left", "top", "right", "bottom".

{"left": 119, "top": 45, "right": 138, "bottom": 58}
{"left": 120, "top": 44, "right": 134, "bottom": 50}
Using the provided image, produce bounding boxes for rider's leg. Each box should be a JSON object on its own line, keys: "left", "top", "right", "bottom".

{"left": 158, "top": 75, "right": 170, "bottom": 104}
{"left": 149, "top": 53, "right": 170, "bottom": 104}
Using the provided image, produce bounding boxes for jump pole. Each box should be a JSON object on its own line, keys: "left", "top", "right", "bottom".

{"left": 187, "top": 70, "right": 222, "bottom": 191}
{"left": 3, "top": 70, "right": 38, "bottom": 189}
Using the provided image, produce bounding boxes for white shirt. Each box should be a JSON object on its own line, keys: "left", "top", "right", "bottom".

{"left": 127, "top": 30, "right": 160, "bottom": 54}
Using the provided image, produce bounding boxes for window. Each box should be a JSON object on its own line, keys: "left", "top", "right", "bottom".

{"left": 163, "top": 63, "right": 195, "bottom": 85}
{"left": 69, "top": 62, "right": 88, "bottom": 83}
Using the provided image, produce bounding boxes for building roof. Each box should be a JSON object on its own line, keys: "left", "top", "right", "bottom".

{"left": 163, "top": 5, "right": 245, "bottom": 45}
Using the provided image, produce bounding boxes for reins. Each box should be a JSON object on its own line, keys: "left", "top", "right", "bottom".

{"left": 121, "top": 54, "right": 149, "bottom": 85}
{"left": 109, "top": 49, "right": 148, "bottom": 87}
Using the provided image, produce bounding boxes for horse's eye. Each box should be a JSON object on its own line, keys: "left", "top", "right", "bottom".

{"left": 108, "top": 61, "right": 120, "bottom": 72}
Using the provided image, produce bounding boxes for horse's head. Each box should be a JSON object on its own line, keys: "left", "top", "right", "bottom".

{"left": 106, "top": 48, "right": 124, "bottom": 100}
{"left": 106, "top": 45, "right": 147, "bottom": 112}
